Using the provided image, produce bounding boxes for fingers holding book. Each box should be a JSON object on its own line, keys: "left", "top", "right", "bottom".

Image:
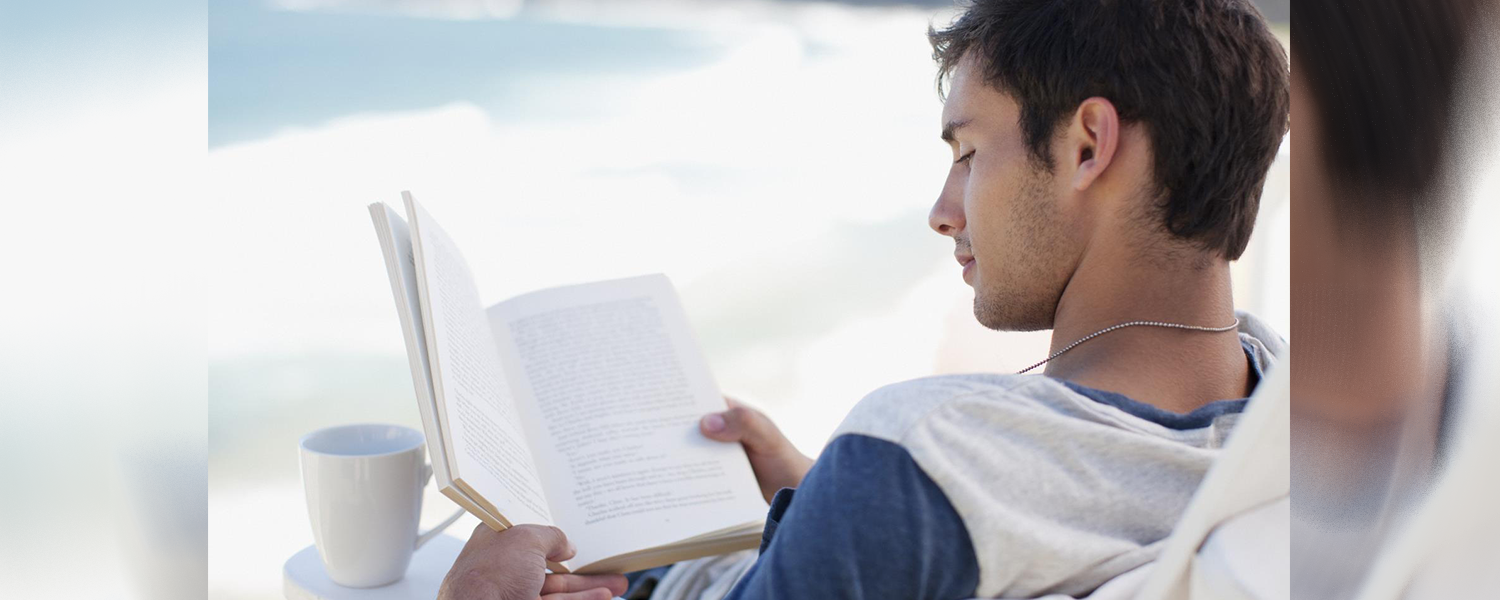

{"left": 537, "top": 573, "right": 627, "bottom": 600}
{"left": 438, "top": 523, "right": 628, "bottom": 600}
{"left": 700, "top": 397, "right": 815, "bottom": 503}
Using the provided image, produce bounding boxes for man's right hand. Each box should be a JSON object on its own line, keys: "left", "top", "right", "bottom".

{"left": 700, "top": 397, "right": 814, "bottom": 503}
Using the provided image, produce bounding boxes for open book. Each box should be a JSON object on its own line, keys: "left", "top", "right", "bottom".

{"left": 368, "top": 192, "right": 767, "bottom": 574}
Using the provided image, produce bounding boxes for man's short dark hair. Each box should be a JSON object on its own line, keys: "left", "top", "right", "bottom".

{"left": 929, "top": 0, "right": 1289, "bottom": 260}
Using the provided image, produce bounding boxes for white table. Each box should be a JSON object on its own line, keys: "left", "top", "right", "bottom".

{"left": 284, "top": 535, "right": 464, "bottom": 600}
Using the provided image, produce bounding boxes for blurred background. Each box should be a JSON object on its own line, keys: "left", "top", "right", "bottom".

{"left": 204, "top": 1, "right": 1288, "bottom": 598}
{"left": 0, "top": 1, "right": 205, "bottom": 600}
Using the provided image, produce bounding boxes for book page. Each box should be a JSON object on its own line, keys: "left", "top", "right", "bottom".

{"left": 369, "top": 203, "right": 454, "bottom": 485}
{"left": 368, "top": 202, "right": 504, "bottom": 527}
{"left": 405, "top": 193, "right": 552, "bottom": 527}
{"left": 490, "top": 274, "right": 766, "bottom": 568}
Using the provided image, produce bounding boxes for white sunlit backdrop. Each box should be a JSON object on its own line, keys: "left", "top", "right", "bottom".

{"left": 205, "top": 2, "right": 1290, "bottom": 598}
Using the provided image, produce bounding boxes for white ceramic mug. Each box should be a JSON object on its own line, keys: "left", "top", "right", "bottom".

{"left": 299, "top": 423, "right": 465, "bottom": 588}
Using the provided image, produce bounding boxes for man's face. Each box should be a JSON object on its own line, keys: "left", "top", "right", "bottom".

{"left": 929, "top": 57, "right": 1079, "bottom": 331}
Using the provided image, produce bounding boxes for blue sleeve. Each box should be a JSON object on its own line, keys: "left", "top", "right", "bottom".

{"left": 722, "top": 434, "right": 980, "bottom": 600}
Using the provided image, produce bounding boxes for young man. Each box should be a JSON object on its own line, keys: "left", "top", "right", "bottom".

{"left": 440, "top": 0, "right": 1289, "bottom": 598}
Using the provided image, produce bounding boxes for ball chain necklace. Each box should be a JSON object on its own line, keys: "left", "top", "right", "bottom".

{"left": 1016, "top": 318, "right": 1241, "bottom": 375}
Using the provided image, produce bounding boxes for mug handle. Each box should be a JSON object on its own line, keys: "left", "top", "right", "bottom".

{"left": 415, "top": 463, "right": 467, "bottom": 550}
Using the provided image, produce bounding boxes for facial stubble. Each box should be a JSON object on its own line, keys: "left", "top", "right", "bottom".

{"left": 972, "top": 165, "right": 1070, "bottom": 332}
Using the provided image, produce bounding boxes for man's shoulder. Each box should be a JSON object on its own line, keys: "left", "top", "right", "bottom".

{"left": 830, "top": 373, "right": 1095, "bottom": 444}
{"left": 822, "top": 374, "right": 1231, "bottom": 597}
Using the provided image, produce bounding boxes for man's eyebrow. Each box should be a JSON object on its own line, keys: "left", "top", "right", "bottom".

{"left": 941, "top": 118, "right": 972, "bottom": 143}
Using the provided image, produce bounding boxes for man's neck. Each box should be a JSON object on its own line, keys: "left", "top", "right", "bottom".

{"left": 1040, "top": 249, "right": 1250, "bottom": 415}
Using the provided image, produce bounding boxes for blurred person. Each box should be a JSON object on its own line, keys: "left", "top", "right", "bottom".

{"left": 445, "top": 0, "right": 1289, "bottom": 598}
{"left": 1291, "top": 0, "right": 1500, "bottom": 598}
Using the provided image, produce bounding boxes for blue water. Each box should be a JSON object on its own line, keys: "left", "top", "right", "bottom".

{"left": 209, "top": 0, "right": 730, "bottom": 147}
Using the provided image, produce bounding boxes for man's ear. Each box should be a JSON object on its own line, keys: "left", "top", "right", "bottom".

{"left": 1067, "top": 97, "right": 1120, "bottom": 192}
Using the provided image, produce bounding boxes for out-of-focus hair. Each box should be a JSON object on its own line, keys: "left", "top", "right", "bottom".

{"left": 1293, "top": 0, "right": 1484, "bottom": 238}
{"left": 928, "top": 0, "right": 1290, "bottom": 261}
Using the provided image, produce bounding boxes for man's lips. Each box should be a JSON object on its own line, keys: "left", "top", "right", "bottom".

{"left": 955, "top": 253, "right": 975, "bottom": 268}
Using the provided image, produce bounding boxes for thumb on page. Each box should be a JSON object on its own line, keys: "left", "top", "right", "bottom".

{"left": 699, "top": 399, "right": 776, "bottom": 452}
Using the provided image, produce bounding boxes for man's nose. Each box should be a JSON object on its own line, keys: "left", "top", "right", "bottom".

{"left": 929, "top": 179, "right": 965, "bottom": 237}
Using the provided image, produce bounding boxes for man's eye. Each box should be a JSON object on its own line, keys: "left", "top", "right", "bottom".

{"left": 954, "top": 151, "right": 975, "bottom": 165}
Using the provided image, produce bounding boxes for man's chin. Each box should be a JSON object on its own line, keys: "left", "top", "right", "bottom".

{"left": 973, "top": 291, "right": 1052, "bottom": 332}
